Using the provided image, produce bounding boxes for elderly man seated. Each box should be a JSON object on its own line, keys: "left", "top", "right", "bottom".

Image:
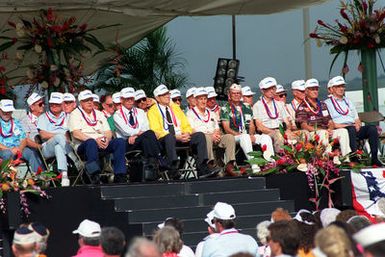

{"left": 37, "top": 92, "right": 78, "bottom": 187}
{"left": 63, "top": 93, "right": 77, "bottom": 114}
{"left": 324, "top": 76, "right": 382, "bottom": 166}
{"left": 0, "top": 99, "right": 42, "bottom": 172}
{"left": 147, "top": 84, "right": 220, "bottom": 179}
{"left": 68, "top": 90, "right": 127, "bottom": 184}
{"left": 296, "top": 78, "right": 351, "bottom": 157}
{"left": 186, "top": 87, "right": 236, "bottom": 173}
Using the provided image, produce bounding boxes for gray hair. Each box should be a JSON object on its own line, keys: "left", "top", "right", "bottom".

{"left": 126, "top": 237, "right": 160, "bottom": 257}
{"left": 256, "top": 220, "right": 272, "bottom": 245}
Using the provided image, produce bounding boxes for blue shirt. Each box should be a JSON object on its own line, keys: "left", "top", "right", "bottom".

{"left": 37, "top": 111, "right": 68, "bottom": 135}
{"left": 324, "top": 96, "right": 358, "bottom": 125}
{"left": 0, "top": 118, "right": 26, "bottom": 148}
{"left": 201, "top": 228, "right": 259, "bottom": 257}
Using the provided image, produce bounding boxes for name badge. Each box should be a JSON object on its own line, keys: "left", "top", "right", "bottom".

{"left": 322, "top": 110, "right": 329, "bottom": 117}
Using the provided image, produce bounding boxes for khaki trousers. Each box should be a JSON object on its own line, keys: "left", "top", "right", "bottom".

{"left": 204, "top": 134, "right": 236, "bottom": 163}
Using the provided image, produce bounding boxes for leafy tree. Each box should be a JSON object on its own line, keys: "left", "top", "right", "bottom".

{"left": 93, "top": 27, "right": 188, "bottom": 96}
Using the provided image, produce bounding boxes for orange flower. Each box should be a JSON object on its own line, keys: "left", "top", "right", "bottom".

{"left": 1, "top": 183, "right": 10, "bottom": 191}
{"left": 305, "top": 143, "right": 314, "bottom": 150}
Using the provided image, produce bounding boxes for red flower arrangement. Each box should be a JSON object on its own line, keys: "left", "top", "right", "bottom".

{"left": 0, "top": 8, "right": 118, "bottom": 93}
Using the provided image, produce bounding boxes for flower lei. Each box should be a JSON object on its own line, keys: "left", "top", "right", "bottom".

{"left": 45, "top": 111, "right": 65, "bottom": 126}
{"left": 27, "top": 112, "right": 38, "bottom": 126}
{"left": 211, "top": 104, "right": 220, "bottom": 113}
{"left": 303, "top": 98, "right": 322, "bottom": 115}
{"left": 192, "top": 107, "right": 210, "bottom": 123}
{"left": 78, "top": 107, "right": 97, "bottom": 126}
{"left": 230, "top": 104, "right": 243, "bottom": 131}
{"left": 157, "top": 104, "right": 178, "bottom": 131}
{"left": 0, "top": 118, "right": 14, "bottom": 138}
{"left": 120, "top": 107, "right": 139, "bottom": 128}
{"left": 291, "top": 99, "right": 300, "bottom": 112}
{"left": 262, "top": 96, "right": 278, "bottom": 119}
{"left": 329, "top": 96, "right": 349, "bottom": 116}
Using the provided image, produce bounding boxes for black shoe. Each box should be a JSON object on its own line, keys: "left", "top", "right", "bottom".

{"left": 89, "top": 173, "right": 101, "bottom": 185}
{"left": 198, "top": 166, "right": 221, "bottom": 179}
{"left": 114, "top": 174, "right": 127, "bottom": 183}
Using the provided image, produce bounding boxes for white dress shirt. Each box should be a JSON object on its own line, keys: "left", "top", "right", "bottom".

{"left": 114, "top": 106, "right": 149, "bottom": 138}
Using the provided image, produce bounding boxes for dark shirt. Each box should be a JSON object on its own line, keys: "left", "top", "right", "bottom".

{"left": 296, "top": 98, "right": 331, "bottom": 130}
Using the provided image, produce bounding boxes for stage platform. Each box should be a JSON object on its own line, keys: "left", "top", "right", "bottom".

{"left": 0, "top": 171, "right": 353, "bottom": 257}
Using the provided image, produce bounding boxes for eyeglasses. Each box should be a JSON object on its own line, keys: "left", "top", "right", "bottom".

{"left": 308, "top": 87, "right": 319, "bottom": 91}
{"left": 277, "top": 94, "right": 287, "bottom": 98}
{"left": 173, "top": 98, "right": 182, "bottom": 102}
{"left": 35, "top": 102, "right": 44, "bottom": 107}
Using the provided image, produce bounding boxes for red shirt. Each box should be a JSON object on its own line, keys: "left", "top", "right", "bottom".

{"left": 296, "top": 99, "right": 331, "bottom": 130}
{"left": 73, "top": 245, "right": 104, "bottom": 257}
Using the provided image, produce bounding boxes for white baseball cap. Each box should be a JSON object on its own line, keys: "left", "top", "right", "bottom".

{"left": 170, "top": 89, "right": 181, "bottom": 99}
{"left": 305, "top": 78, "right": 320, "bottom": 89}
{"left": 135, "top": 90, "right": 146, "bottom": 101}
{"left": 275, "top": 85, "right": 286, "bottom": 94}
{"left": 49, "top": 92, "right": 64, "bottom": 104}
{"left": 204, "top": 210, "right": 216, "bottom": 229}
{"left": 353, "top": 223, "right": 385, "bottom": 247}
{"left": 242, "top": 86, "right": 255, "bottom": 96}
{"left": 291, "top": 80, "right": 306, "bottom": 91}
{"left": 259, "top": 77, "right": 277, "bottom": 90}
{"left": 63, "top": 93, "right": 75, "bottom": 102}
{"left": 27, "top": 92, "right": 43, "bottom": 106}
{"left": 213, "top": 202, "right": 236, "bottom": 220}
{"left": 112, "top": 92, "right": 121, "bottom": 104}
{"left": 194, "top": 87, "right": 208, "bottom": 97}
{"left": 0, "top": 99, "right": 15, "bottom": 112}
{"left": 92, "top": 94, "right": 100, "bottom": 103}
{"left": 72, "top": 219, "right": 101, "bottom": 238}
{"left": 229, "top": 83, "right": 241, "bottom": 91}
{"left": 78, "top": 90, "right": 94, "bottom": 101}
{"left": 154, "top": 84, "right": 169, "bottom": 97}
{"left": 205, "top": 87, "right": 218, "bottom": 98}
{"left": 328, "top": 76, "right": 346, "bottom": 88}
{"left": 120, "top": 87, "right": 135, "bottom": 98}
{"left": 186, "top": 87, "right": 197, "bottom": 98}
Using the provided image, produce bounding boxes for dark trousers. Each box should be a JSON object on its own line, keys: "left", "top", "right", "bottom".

{"left": 77, "top": 138, "right": 126, "bottom": 174}
{"left": 345, "top": 125, "right": 379, "bottom": 161}
{"left": 159, "top": 132, "right": 208, "bottom": 167}
{"left": 126, "top": 130, "right": 161, "bottom": 158}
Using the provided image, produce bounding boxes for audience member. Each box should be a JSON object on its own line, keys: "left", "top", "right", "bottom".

{"left": 256, "top": 220, "right": 272, "bottom": 257}
{"left": 135, "top": 90, "right": 153, "bottom": 112}
{"left": 271, "top": 208, "right": 292, "bottom": 222}
{"left": 100, "top": 94, "right": 116, "bottom": 132}
{"left": 195, "top": 210, "right": 219, "bottom": 257}
{"left": 73, "top": 219, "right": 103, "bottom": 257}
{"left": 28, "top": 222, "right": 50, "bottom": 257}
{"left": 126, "top": 237, "right": 161, "bottom": 257}
{"left": 68, "top": 90, "right": 126, "bottom": 184}
{"left": 336, "top": 209, "right": 358, "bottom": 223}
{"left": 268, "top": 220, "right": 301, "bottom": 257}
{"left": 12, "top": 227, "right": 37, "bottom": 257}
{"left": 346, "top": 215, "right": 371, "bottom": 233}
{"left": 320, "top": 208, "right": 341, "bottom": 228}
{"left": 153, "top": 226, "right": 183, "bottom": 257}
{"left": 314, "top": 225, "right": 354, "bottom": 257}
{"left": 101, "top": 227, "right": 126, "bottom": 257}
{"left": 293, "top": 210, "right": 319, "bottom": 257}
{"left": 201, "top": 202, "right": 259, "bottom": 257}
{"left": 353, "top": 223, "right": 385, "bottom": 257}
{"left": 241, "top": 86, "right": 255, "bottom": 106}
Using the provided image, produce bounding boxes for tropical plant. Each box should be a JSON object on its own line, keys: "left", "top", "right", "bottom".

{"left": 0, "top": 8, "right": 117, "bottom": 94}
{"left": 93, "top": 27, "right": 188, "bottom": 96}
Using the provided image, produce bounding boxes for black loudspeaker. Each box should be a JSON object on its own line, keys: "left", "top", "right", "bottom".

{"left": 213, "top": 58, "right": 240, "bottom": 99}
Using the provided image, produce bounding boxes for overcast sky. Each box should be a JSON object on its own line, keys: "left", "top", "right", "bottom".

{"left": 166, "top": 0, "right": 385, "bottom": 90}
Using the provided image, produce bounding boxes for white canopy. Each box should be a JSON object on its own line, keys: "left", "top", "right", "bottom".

{"left": 0, "top": 0, "right": 329, "bottom": 77}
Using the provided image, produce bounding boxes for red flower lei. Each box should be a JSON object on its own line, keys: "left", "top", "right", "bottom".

{"left": 78, "top": 107, "right": 97, "bottom": 126}
{"left": 0, "top": 118, "right": 14, "bottom": 138}
{"left": 262, "top": 97, "right": 278, "bottom": 119}
{"left": 329, "top": 96, "right": 349, "bottom": 116}
{"left": 192, "top": 107, "right": 210, "bottom": 123}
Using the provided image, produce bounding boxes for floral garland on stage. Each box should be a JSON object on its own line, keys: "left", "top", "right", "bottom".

{"left": 0, "top": 8, "right": 118, "bottom": 93}
{"left": 309, "top": 0, "right": 385, "bottom": 74}
{"left": 248, "top": 127, "right": 364, "bottom": 210}
{"left": 0, "top": 159, "right": 57, "bottom": 217}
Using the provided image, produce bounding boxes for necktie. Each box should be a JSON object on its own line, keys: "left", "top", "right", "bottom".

{"left": 165, "top": 107, "right": 175, "bottom": 135}
{"left": 129, "top": 111, "right": 135, "bottom": 126}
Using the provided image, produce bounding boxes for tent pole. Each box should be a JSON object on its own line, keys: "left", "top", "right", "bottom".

{"left": 303, "top": 8, "right": 312, "bottom": 79}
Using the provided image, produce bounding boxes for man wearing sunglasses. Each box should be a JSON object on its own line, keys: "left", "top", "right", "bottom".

{"left": 170, "top": 89, "right": 182, "bottom": 107}
{"left": 296, "top": 79, "right": 351, "bottom": 157}
{"left": 101, "top": 94, "right": 116, "bottom": 132}
{"left": 148, "top": 84, "right": 220, "bottom": 179}
{"left": 21, "top": 92, "right": 45, "bottom": 141}
{"left": 0, "top": 99, "right": 43, "bottom": 172}
{"left": 274, "top": 85, "right": 287, "bottom": 102}
{"left": 37, "top": 92, "right": 77, "bottom": 187}
{"left": 68, "top": 90, "right": 127, "bottom": 184}
{"left": 135, "top": 90, "right": 155, "bottom": 112}
{"left": 324, "top": 76, "right": 382, "bottom": 166}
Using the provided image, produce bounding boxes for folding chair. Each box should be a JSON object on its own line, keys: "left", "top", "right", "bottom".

{"left": 175, "top": 145, "right": 197, "bottom": 180}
